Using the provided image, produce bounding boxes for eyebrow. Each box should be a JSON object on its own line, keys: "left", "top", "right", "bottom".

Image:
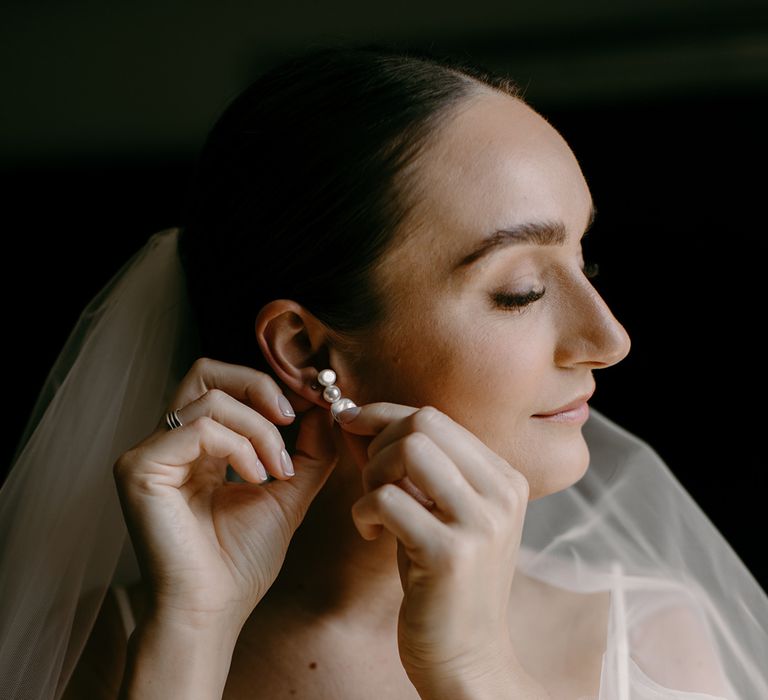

{"left": 452, "top": 202, "right": 597, "bottom": 272}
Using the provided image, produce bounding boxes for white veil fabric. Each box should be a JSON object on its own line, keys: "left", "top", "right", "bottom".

{"left": 1, "top": 226, "right": 766, "bottom": 700}
{"left": 0, "top": 228, "right": 200, "bottom": 700}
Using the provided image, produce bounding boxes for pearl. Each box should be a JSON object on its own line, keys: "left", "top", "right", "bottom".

{"left": 322, "top": 385, "right": 342, "bottom": 403}
{"left": 330, "top": 397, "right": 357, "bottom": 420}
{"left": 318, "top": 369, "right": 337, "bottom": 387}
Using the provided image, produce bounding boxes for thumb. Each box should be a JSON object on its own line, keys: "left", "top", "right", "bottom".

{"left": 273, "top": 405, "right": 339, "bottom": 526}
{"left": 293, "top": 404, "right": 337, "bottom": 468}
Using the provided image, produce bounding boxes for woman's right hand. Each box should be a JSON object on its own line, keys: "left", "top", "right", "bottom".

{"left": 113, "top": 357, "right": 338, "bottom": 634}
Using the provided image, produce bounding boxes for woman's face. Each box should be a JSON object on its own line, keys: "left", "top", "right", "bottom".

{"left": 350, "top": 89, "right": 631, "bottom": 500}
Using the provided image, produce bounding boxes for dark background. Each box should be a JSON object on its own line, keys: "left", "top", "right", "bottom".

{"left": 2, "top": 2, "right": 766, "bottom": 590}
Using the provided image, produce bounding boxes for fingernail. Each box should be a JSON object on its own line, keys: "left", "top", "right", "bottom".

{"left": 280, "top": 448, "right": 295, "bottom": 476}
{"left": 278, "top": 395, "right": 295, "bottom": 417}
{"left": 337, "top": 406, "right": 361, "bottom": 424}
{"left": 255, "top": 458, "right": 269, "bottom": 482}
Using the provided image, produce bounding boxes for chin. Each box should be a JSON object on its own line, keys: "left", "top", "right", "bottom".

{"left": 527, "top": 431, "right": 591, "bottom": 501}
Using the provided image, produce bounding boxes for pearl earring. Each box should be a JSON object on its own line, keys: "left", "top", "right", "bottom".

{"left": 316, "top": 368, "right": 357, "bottom": 422}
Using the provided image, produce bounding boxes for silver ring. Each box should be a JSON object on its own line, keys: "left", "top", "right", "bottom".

{"left": 165, "top": 408, "right": 183, "bottom": 430}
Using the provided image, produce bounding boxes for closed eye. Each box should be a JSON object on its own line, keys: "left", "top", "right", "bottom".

{"left": 491, "top": 287, "right": 546, "bottom": 310}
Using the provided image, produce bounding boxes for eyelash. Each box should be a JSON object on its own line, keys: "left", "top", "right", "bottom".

{"left": 492, "top": 287, "right": 546, "bottom": 310}
{"left": 492, "top": 259, "right": 600, "bottom": 310}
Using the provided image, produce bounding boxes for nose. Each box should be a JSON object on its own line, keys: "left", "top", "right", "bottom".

{"left": 554, "top": 278, "right": 632, "bottom": 369}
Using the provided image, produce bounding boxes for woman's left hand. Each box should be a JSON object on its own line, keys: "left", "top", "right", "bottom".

{"left": 336, "top": 402, "right": 531, "bottom": 691}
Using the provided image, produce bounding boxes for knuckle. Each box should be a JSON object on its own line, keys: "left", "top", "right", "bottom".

{"left": 250, "top": 371, "right": 275, "bottom": 390}
{"left": 506, "top": 469, "right": 530, "bottom": 500}
{"left": 204, "top": 387, "right": 228, "bottom": 407}
{"left": 497, "top": 483, "right": 519, "bottom": 510}
{"left": 417, "top": 404, "right": 443, "bottom": 423}
{"left": 377, "top": 483, "right": 401, "bottom": 505}
{"left": 477, "top": 508, "right": 506, "bottom": 540}
{"left": 410, "top": 405, "right": 444, "bottom": 432}
{"left": 243, "top": 371, "right": 282, "bottom": 408}
{"left": 113, "top": 448, "right": 142, "bottom": 481}
{"left": 401, "top": 431, "right": 432, "bottom": 457}
{"left": 190, "top": 414, "right": 217, "bottom": 436}
{"left": 190, "top": 356, "right": 214, "bottom": 376}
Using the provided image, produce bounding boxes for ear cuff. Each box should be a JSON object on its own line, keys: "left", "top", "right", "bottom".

{"left": 314, "top": 368, "right": 357, "bottom": 422}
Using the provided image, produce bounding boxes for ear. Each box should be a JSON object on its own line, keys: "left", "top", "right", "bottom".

{"left": 254, "top": 299, "right": 358, "bottom": 411}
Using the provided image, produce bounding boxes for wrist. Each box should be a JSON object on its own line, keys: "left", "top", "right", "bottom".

{"left": 148, "top": 600, "right": 248, "bottom": 636}
{"left": 118, "top": 613, "right": 241, "bottom": 700}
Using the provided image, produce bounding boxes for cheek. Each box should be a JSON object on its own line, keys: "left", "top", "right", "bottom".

{"left": 356, "top": 310, "right": 457, "bottom": 405}
{"left": 447, "top": 319, "right": 549, "bottom": 413}
{"left": 406, "top": 313, "right": 549, "bottom": 431}
{"left": 426, "top": 318, "right": 587, "bottom": 499}
{"left": 368, "top": 305, "right": 551, "bottom": 414}
{"left": 361, "top": 309, "right": 588, "bottom": 499}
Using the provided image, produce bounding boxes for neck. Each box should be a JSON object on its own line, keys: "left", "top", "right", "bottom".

{"left": 262, "top": 437, "right": 405, "bottom": 632}
{"left": 262, "top": 420, "right": 537, "bottom": 636}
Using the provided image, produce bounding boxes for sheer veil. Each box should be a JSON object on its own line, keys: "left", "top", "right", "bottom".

{"left": 0, "top": 228, "right": 199, "bottom": 699}
{"left": 1, "top": 227, "right": 766, "bottom": 699}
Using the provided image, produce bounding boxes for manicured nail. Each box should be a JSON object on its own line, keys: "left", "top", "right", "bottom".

{"left": 337, "top": 406, "right": 361, "bottom": 423}
{"left": 255, "top": 458, "right": 269, "bottom": 482}
{"left": 278, "top": 395, "right": 295, "bottom": 417}
{"left": 280, "top": 448, "right": 295, "bottom": 476}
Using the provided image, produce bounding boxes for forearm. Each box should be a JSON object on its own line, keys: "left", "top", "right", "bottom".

{"left": 118, "top": 615, "right": 240, "bottom": 700}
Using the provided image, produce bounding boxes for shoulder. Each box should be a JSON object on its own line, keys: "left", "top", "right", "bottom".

{"left": 629, "top": 593, "right": 733, "bottom": 697}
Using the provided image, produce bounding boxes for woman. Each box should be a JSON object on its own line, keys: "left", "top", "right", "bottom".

{"left": 2, "top": 44, "right": 766, "bottom": 700}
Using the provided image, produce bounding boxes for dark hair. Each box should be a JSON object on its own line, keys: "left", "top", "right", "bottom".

{"left": 177, "top": 42, "right": 521, "bottom": 375}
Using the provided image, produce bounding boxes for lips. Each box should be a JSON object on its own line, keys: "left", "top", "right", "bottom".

{"left": 533, "top": 389, "right": 595, "bottom": 417}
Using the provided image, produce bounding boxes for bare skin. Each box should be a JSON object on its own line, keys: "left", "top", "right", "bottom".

{"left": 221, "top": 557, "right": 611, "bottom": 699}
{"left": 215, "top": 89, "right": 629, "bottom": 697}
{"left": 103, "top": 88, "right": 630, "bottom": 700}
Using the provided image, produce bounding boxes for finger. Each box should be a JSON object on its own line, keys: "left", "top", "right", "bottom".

{"left": 363, "top": 433, "right": 477, "bottom": 520}
{"left": 366, "top": 406, "right": 520, "bottom": 498}
{"left": 334, "top": 401, "right": 418, "bottom": 473}
{"left": 271, "top": 406, "right": 341, "bottom": 531}
{"left": 351, "top": 483, "right": 448, "bottom": 548}
{"left": 336, "top": 417, "right": 435, "bottom": 508}
{"left": 395, "top": 476, "right": 436, "bottom": 511}
{"left": 156, "top": 357, "right": 297, "bottom": 435}
{"left": 339, "top": 418, "right": 435, "bottom": 510}
{"left": 334, "top": 401, "right": 419, "bottom": 436}
{"left": 291, "top": 403, "right": 333, "bottom": 462}
{"left": 160, "top": 388, "right": 292, "bottom": 480}
{"left": 117, "top": 415, "right": 266, "bottom": 488}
